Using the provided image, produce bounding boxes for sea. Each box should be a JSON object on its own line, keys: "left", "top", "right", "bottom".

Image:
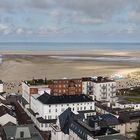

{"left": 0, "top": 42, "right": 139, "bottom": 51}
{"left": 0, "top": 42, "right": 140, "bottom": 63}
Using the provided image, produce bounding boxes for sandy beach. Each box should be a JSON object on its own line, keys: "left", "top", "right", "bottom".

{"left": 0, "top": 50, "right": 140, "bottom": 93}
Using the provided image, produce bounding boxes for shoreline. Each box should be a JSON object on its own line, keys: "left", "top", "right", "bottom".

{"left": 0, "top": 49, "right": 140, "bottom": 57}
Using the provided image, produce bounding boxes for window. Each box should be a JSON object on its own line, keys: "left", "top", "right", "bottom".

{"left": 45, "top": 123, "right": 48, "bottom": 127}
{"left": 67, "top": 104, "right": 69, "bottom": 106}
{"left": 90, "top": 106, "right": 92, "bottom": 110}
{"left": 55, "top": 109, "right": 57, "bottom": 112}
{"left": 49, "top": 105, "right": 51, "bottom": 107}
{"left": 49, "top": 109, "right": 51, "bottom": 113}
{"left": 20, "top": 131, "right": 24, "bottom": 138}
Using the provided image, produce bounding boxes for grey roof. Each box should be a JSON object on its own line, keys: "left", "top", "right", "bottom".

{"left": 119, "top": 111, "right": 140, "bottom": 123}
{"left": 98, "top": 134, "right": 128, "bottom": 140}
{"left": 59, "top": 108, "right": 75, "bottom": 134}
{"left": 3, "top": 124, "right": 44, "bottom": 140}
{"left": 37, "top": 92, "right": 93, "bottom": 104}
{"left": 101, "top": 114, "right": 120, "bottom": 126}
{"left": 57, "top": 108, "right": 127, "bottom": 140}
{"left": 59, "top": 108, "right": 84, "bottom": 134}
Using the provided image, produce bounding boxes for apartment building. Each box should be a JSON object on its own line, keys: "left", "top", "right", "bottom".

{"left": 21, "top": 90, "right": 95, "bottom": 131}
{"left": 82, "top": 77, "right": 117, "bottom": 103}
{"left": 47, "top": 78, "right": 82, "bottom": 95}
{"left": 22, "top": 78, "right": 82, "bottom": 98}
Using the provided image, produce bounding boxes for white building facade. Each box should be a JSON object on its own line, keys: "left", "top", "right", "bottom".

{"left": 82, "top": 77, "right": 117, "bottom": 103}
{"left": 21, "top": 91, "right": 95, "bottom": 131}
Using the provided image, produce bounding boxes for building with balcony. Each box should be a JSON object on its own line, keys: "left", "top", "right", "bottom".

{"left": 82, "top": 77, "right": 117, "bottom": 103}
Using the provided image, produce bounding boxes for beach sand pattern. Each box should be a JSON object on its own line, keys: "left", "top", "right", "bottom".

{"left": 0, "top": 49, "right": 139, "bottom": 93}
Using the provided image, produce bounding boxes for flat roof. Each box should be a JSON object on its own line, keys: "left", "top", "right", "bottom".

{"left": 82, "top": 77, "right": 114, "bottom": 83}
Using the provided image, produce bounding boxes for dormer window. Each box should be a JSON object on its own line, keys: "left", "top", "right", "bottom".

{"left": 20, "top": 131, "right": 24, "bottom": 138}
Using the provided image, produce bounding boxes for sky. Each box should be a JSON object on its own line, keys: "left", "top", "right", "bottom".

{"left": 0, "top": 0, "right": 140, "bottom": 42}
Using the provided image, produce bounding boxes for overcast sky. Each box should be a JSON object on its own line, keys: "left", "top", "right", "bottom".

{"left": 0, "top": 0, "right": 140, "bottom": 42}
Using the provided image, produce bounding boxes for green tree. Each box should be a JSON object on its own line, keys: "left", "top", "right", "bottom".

{"left": 135, "top": 121, "right": 140, "bottom": 140}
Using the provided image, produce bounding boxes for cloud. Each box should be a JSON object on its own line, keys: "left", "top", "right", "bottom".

{"left": 129, "top": 11, "right": 140, "bottom": 23}
{"left": 0, "top": 24, "right": 12, "bottom": 35}
{"left": 37, "top": 26, "right": 64, "bottom": 35}
{"left": 126, "top": 26, "right": 135, "bottom": 34}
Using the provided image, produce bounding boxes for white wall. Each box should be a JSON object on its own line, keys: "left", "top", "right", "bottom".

{"left": 93, "top": 82, "right": 116, "bottom": 103}
{"left": 114, "top": 102, "right": 140, "bottom": 111}
{"left": 0, "top": 83, "right": 3, "bottom": 93}
{"left": 82, "top": 81, "right": 93, "bottom": 95}
{"left": 35, "top": 101, "right": 94, "bottom": 120}
{"left": 22, "top": 82, "right": 30, "bottom": 103}
{"left": 51, "top": 126, "right": 69, "bottom": 140}
{"left": 0, "top": 114, "right": 17, "bottom": 126}
{"left": 30, "top": 93, "right": 95, "bottom": 120}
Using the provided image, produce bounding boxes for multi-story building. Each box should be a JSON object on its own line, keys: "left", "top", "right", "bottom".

{"left": 51, "top": 108, "right": 127, "bottom": 140}
{"left": 82, "top": 77, "right": 117, "bottom": 103}
{"left": 47, "top": 78, "right": 82, "bottom": 95}
{"left": 82, "top": 77, "right": 94, "bottom": 95}
{"left": 22, "top": 78, "right": 82, "bottom": 98}
{"left": 21, "top": 90, "right": 95, "bottom": 131}
{"left": 22, "top": 80, "right": 51, "bottom": 106}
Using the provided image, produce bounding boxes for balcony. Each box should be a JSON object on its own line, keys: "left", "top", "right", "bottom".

{"left": 110, "top": 95, "right": 116, "bottom": 98}
{"left": 101, "top": 85, "right": 107, "bottom": 90}
{"left": 101, "top": 96, "right": 107, "bottom": 99}
{"left": 111, "top": 91, "right": 116, "bottom": 94}
{"left": 111, "top": 85, "right": 116, "bottom": 89}
{"left": 101, "top": 91, "right": 107, "bottom": 95}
